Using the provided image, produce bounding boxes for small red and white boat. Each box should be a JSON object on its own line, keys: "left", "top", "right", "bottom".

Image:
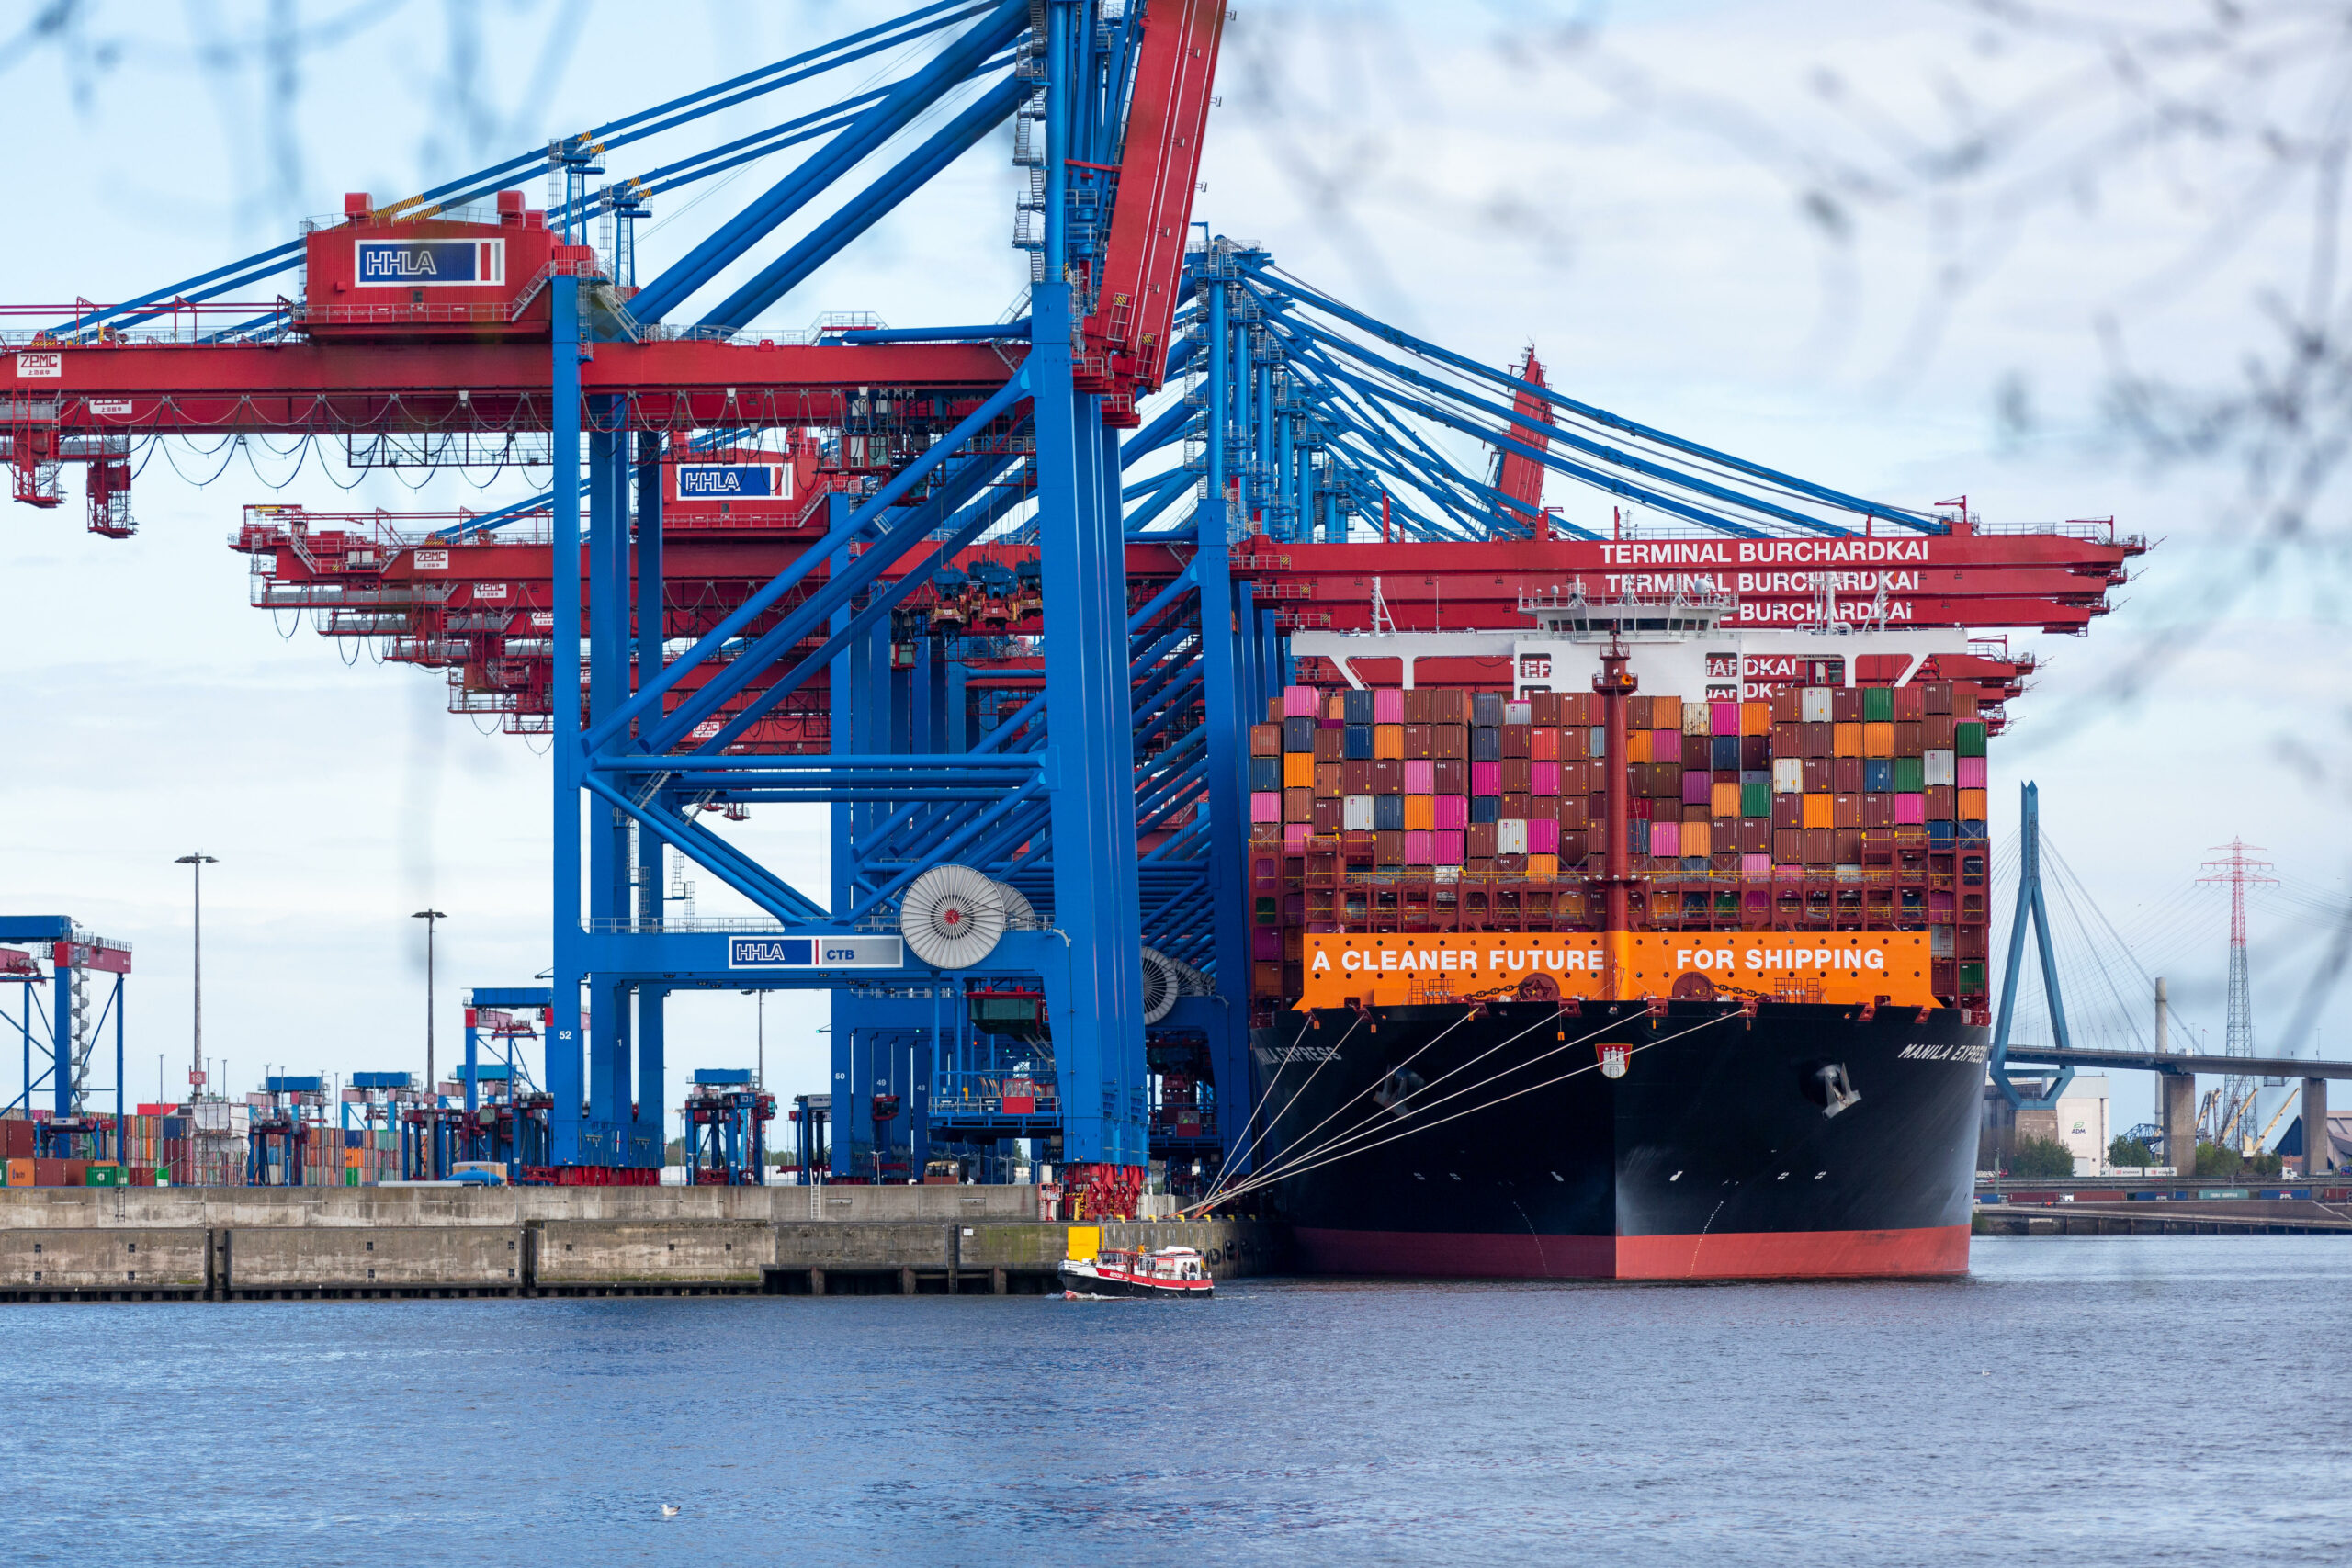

{"left": 1060, "top": 1245, "right": 1215, "bottom": 1299}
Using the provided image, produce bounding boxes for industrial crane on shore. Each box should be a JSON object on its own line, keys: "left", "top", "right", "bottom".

{"left": 5, "top": 0, "right": 2142, "bottom": 1208}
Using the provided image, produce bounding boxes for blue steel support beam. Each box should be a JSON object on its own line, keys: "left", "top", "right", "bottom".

{"left": 1030, "top": 263, "right": 1147, "bottom": 1167}
{"left": 628, "top": 0, "right": 1029, "bottom": 324}
{"left": 548, "top": 276, "right": 587, "bottom": 1165}
{"left": 632, "top": 431, "right": 668, "bottom": 1156}
{"left": 591, "top": 370, "right": 1028, "bottom": 753}
{"left": 586, "top": 412, "right": 636, "bottom": 1155}
{"left": 1192, "top": 264, "right": 1255, "bottom": 1169}
{"left": 1244, "top": 264, "right": 1940, "bottom": 530}
{"left": 702, "top": 75, "right": 1025, "bottom": 331}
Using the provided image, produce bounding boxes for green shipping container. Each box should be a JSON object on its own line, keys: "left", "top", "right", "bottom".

{"left": 1956, "top": 722, "right": 1987, "bottom": 757}
{"left": 85, "top": 1164, "right": 124, "bottom": 1187}
{"left": 1958, "top": 961, "right": 1986, "bottom": 993}
{"left": 1740, "top": 780, "right": 1771, "bottom": 818}
{"left": 1862, "top": 686, "right": 1894, "bottom": 722}
{"left": 1893, "top": 756, "right": 1925, "bottom": 793}
{"left": 345, "top": 1168, "right": 361, "bottom": 1187}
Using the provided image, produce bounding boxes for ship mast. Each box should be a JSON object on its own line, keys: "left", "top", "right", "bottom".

{"left": 1593, "top": 637, "right": 1639, "bottom": 998}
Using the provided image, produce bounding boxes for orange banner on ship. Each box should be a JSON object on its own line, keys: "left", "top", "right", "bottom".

{"left": 1294, "top": 931, "right": 1935, "bottom": 1010}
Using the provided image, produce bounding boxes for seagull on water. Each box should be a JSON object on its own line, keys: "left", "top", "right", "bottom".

{"left": 662, "top": 1505, "right": 681, "bottom": 1518}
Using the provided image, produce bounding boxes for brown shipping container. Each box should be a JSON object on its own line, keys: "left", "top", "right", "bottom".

{"left": 1375, "top": 830, "right": 1406, "bottom": 865}
{"left": 1774, "top": 829, "right": 1802, "bottom": 863}
{"left": 1737, "top": 819, "right": 1770, "bottom": 853}
{"left": 1434, "top": 727, "right": 1466, "bottom": 760}
{"left": 1314, "top": 729, "right": 1344, "bottom": 762}
{"left": 1430, "top": 690, "right": 1467, "bottom": 725}
{"left": 1250, "top": 724, "right": 1281, "bottom": 756}
{"left": 1770, "top": 689, "right": 1802, "bottom": 723}
{"left": 1530, "top": 691, "right": 1560, "bottom": 725}
{"left": 1372, "top": 760, "right": 1403, "bottom": 794}
{"left": 1315, "top": 763, "right": 1343, "bottom": 798}
{"left": 1771, "top": 795, "right": 1801, "bottom": 829}
{"left": 1894, "top": 721, "right": 1923, "bottom": 756}
{"left": 1404, "top": 688, "right": 1431, "bottom": 724}
{"left": 1404, "top": 724, "right": 1433, "bottom": 758}
{"left": 1832, "top": 758, "right": 1864, "bottom": 794}
{"left": 1434, "top": 759, "right": 1467, "bottom": 795}
{"left": 1341, "top": 759, "right": 1373, "bottom": 794}
{"left": 1862, "top": 794, "right": 1894, "bottom": 829}
{"left": 1501, "top": 725, "right": 1531, "bottom": 759}
{"left": 1922, "top": 682, "right": 1952, "bottom": 715}
{"left": 1833, "top": 829, "right": 1863, "bottom": 863}
{"left": 1802, "top": 723, "right": 1832, "bottom": 758}
{"left": 1311, "top": 799, "right": 1341, "bottom": 834}
{"left": 1923, "top": 716, "right": 1956, "bottom": 750}
{"left": 1802, "top": 829, "right": 1834, "bottom": 865}
{"left": 1831, "top": 689, "right": 1861, "bottom": 723}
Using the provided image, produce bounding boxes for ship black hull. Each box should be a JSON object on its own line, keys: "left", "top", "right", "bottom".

{"left": 1249, "top": 999, "right": 1985, "bottom": 1280}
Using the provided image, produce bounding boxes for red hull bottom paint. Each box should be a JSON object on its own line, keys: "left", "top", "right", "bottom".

{"left": 1294, "top": 1225, "right": 1970, "bottom": 1281}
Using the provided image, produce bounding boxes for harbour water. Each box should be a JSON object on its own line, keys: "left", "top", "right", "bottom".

{"left": 6, "top": 1236, "right": 2346, "bottom": 1563}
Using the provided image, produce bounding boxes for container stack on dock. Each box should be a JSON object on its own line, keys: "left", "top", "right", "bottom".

{"left": 1247, "top": 676, "right": 1994, "bottom": 1011}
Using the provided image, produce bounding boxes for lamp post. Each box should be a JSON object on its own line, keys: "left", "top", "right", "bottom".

{"left": 739, "top": 989, "right": 765, "bottom": 1089}
{"left": 412, "top": 910, "right": 447, "bottom": 1100}
{"left": 174, "top": 853, "right": 217, "bottom": 1105}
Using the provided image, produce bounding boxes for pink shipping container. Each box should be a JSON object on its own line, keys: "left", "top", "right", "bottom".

{"left": 1681, "top": 772, "right": 1712, "bottom": 805}
{"left": 1252, "top": 928, "right": 1283, "bottom": 959}
{"left": 1894, "top": 794, "right": 1926, "bottom": 825}
{"left": 1711, "top": 700, "right": 1740, "bottom": 736}
{"left": 1433, "top": 795, "right": 1467, "bottom": 830}
{"left": 1650, "top": 728, "right": 1679, "bottom": 757}
{"left": 1283, "top": 685, "right": 1319, "bottom": 718}
{"left": 1528, "top": 818, "right": 1559, "bottom": 854}
{"left": 1531, "top": 761, "right": 1559, "bottom": 795}
{"left": 1250, "top": 791, "right": 1281, "bottom": 823}
{"left": 1284, "top": 824, "right": 1310, "bottom": 852}
{"left": 1472, "top": 761, "right": 1501, "bottom": 795}
{"left": 1742, "top": 852, "right": 1771, "bottom": 876}
{"left": 1374, "top": 688, "right": 1406, "bottom": 724}
{"left": 1651, "top": 820, "right": 1681, "bottom": 857}
{"left": 1404, "top": 829, "right": 1434, "bottom": 864}
{"left": 1404, "top": 759, "right": 1435, "bottom": 793}
{"left": 1434, "top": 829, "right": 1465, "bottom": 863}
{"left": 1957, "top": 756, "right": 1987, "bottom": 788}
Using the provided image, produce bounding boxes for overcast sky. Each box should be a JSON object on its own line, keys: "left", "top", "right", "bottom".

{"left": 3, "top": 0, "right": 2345, "bottom": 1137}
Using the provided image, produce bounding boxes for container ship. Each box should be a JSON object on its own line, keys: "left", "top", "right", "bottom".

{"left": 1241, "top": 592, "right": 1999, "bottom": 1280}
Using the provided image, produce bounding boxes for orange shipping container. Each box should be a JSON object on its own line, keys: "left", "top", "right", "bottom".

{"left": 5, "top": 1157, "right": 30, "bottom": 1187}
{"left": 1802, "top": 794, "right": 1835, "bottom": 829}
{"left": 1710, "top": 782, "right": 1741, "bottom": 818}
{"left": 1626, "top": 731, "right": 1652, "bottom": 764}
{"left": 1374, "top": 724, "right": 1405, "bottom": 760}
{"left": 1283, "top": 753, "right": 1315, "bottom": 789}
{"left": 1740, "top": 701, "right": 1770, "bottom": 736}
{"left": 1404, "top": 795, "right": 1436, "bottom": 831}
{"left": 1863, "top": 722, "right": 1894, "bottom": 758}
{"left": 1833, "top": 722, "right": 1863, "bottom": 758}
{"left": 1959, "top": 789, "right": 1988, "bottom": 821}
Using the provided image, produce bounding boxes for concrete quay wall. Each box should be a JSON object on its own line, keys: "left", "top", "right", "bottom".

{"left": 0, "top": 1187, "right": 1285, "bottom": 1302}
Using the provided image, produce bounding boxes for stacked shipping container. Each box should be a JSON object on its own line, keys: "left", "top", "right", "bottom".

{"left": 1248, "top": 681, "right": 1994, "bottom": 1010}
{"left": 0, "top": 1109, "right": 401, "bottom": 1185}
